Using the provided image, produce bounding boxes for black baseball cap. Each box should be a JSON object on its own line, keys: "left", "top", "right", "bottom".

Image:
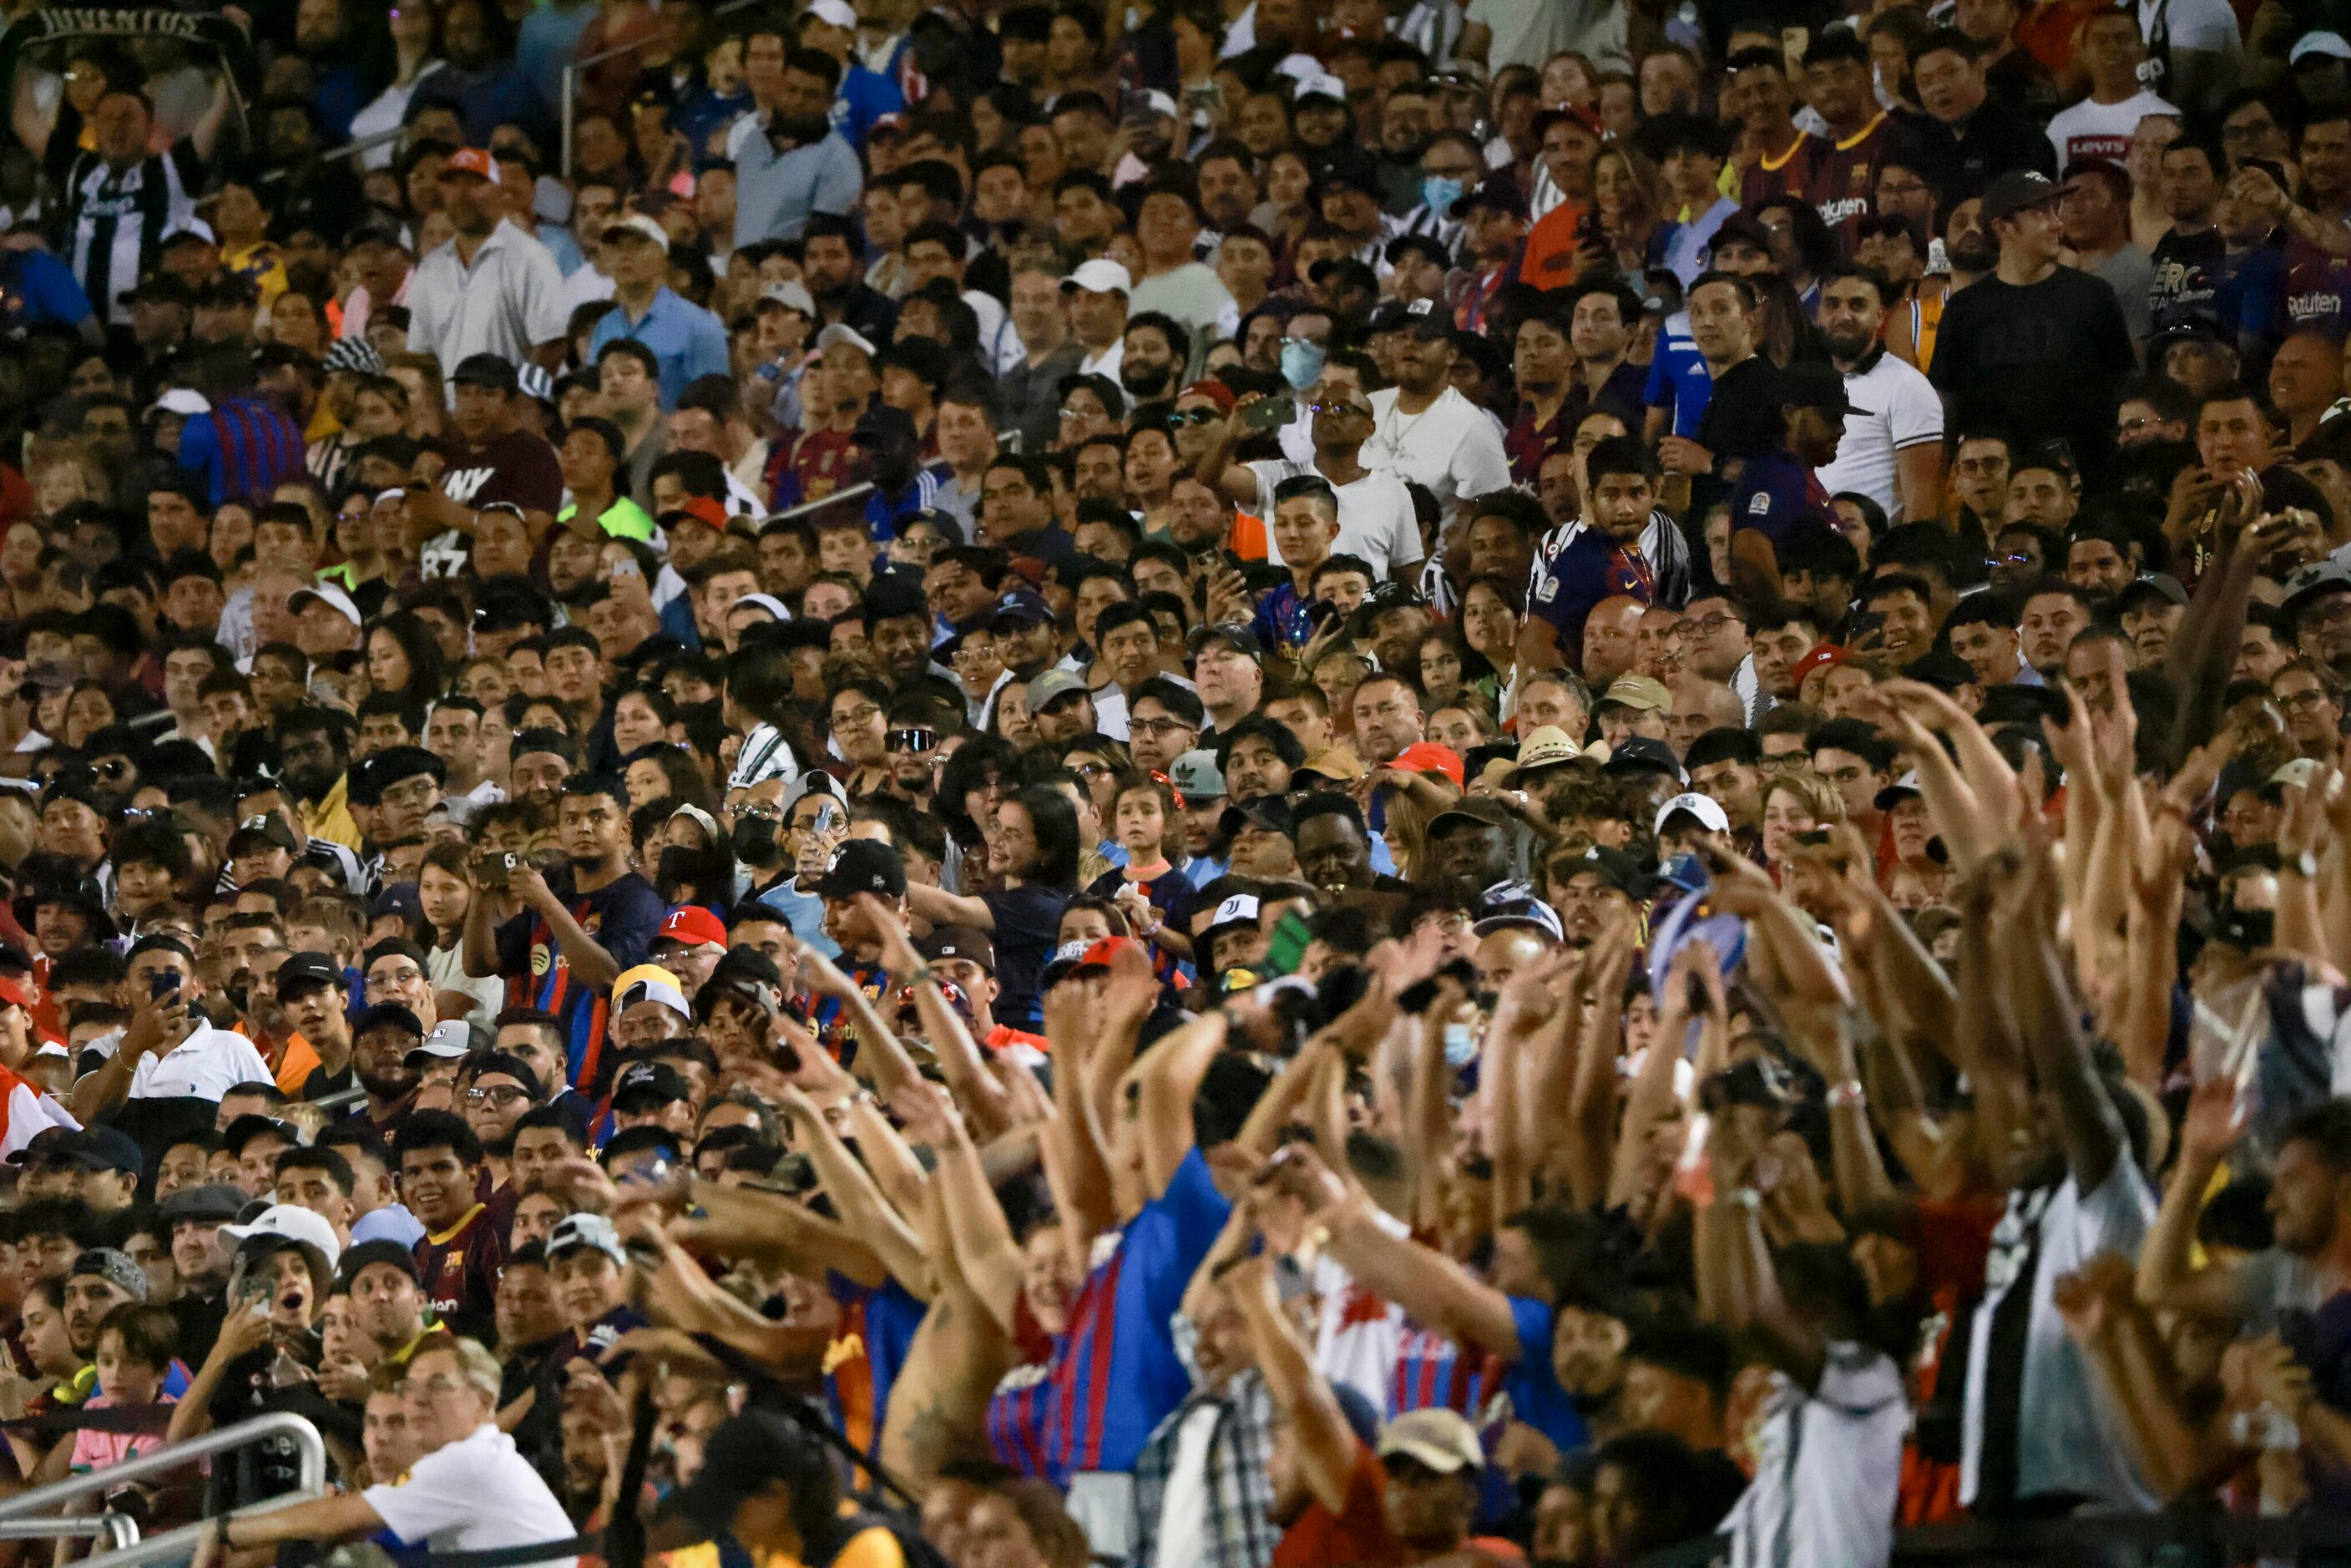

{"left": 610, "top": 1059, "right": 691, "bottom": 1110}
{"left": 917, "top": 926, "right": 996, "bottom": 971}
{"left": 812, "top": 838, "right": 908, "bottom": 901}
{"left": 1980, "top": 169, "right": 2063, "bottom": 225}
{"left": 274, "top": 951, "right": 345, "bottom": 997}
{"left": 352, "top": 1003, "right": 424, "bottom": 1039}
{"left": 339, "top": 1238, "right": 421, "bottom": 1287}
{"left": 450, "top": 353, "right": 520, "bottom": 392}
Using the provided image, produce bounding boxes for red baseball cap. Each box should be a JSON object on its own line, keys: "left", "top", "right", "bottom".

{"left": 656, "top": 907, "right": 727, "bottom": 949}
{"left": 664, "top": 496, "right": 730, "bottom": 533}
{"left": 0, "top": 978, "right": 30, "bottom": 1011}
{"left": 441, "top": 148, "right": 497, "bottom": 180}
{"left": 1391, "top": 741, "right": 1466, "bottom": 787}
{"left": 1790, "top": 643, "right": 1851, "bottom": 689}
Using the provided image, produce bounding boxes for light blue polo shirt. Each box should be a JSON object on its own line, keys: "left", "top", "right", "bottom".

{"left": 586, "top": 286, "right": 731, "bottom": 410}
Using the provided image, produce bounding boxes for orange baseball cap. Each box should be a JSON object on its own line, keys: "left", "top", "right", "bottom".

{"left": 441, "top": 148, "right": 497, "bottom": 180}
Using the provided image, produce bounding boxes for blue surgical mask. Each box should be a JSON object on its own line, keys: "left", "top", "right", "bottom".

{"left": 1443, "top": 1021, "right": 1477, "bottom": 1068}
{"left": 1422, "top": 175, "right": 1464, "bottom": 218}
{"left": 1280, "top": 337, "right": 1325, "bottom": 390}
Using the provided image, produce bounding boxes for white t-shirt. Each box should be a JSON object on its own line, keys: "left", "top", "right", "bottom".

{"left": 1815, "top": 350, "right": 1944, "bottom": 519}
{"left": 728, "top": 722, "right": 802, "bottom": 792}
{"left": 1722, "top": 1344, "right": 1908, "bottom": 1568}
{"left": 1959, "top": 1162, "right": 2160, "bottom": 1511}
{"left": 2141, "top": 0, "right": 2240, "bottom": 54}
{"left": 1148, "top": 1402, "right": 1225, "bottom": 1568}
{"left": 367, "top": 1422, "right": 578, "bottom": 1568}
{"left": 127, "top": 1025, "right": 272, "bottom": 1102}
{"left": 1246, "top": 459, "right": 1423, "bottom": 578}
{"left": 1363, "top": 386, "right": 1514, "bottom": 527}
{"left": 2044, "top": 89, "right": 2178, "bottom": 168}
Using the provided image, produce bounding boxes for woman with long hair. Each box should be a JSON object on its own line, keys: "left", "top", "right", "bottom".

{"left": 1590, "top": 143, "right": 1669, "bottom": 278}
{"left": 1760, "top": 769, "right": 1846, "bottom": 885}
{"left": 1459, "top": 574, "right": 1524, "bottom": 722}
{"left": 905, "top": 783, "right": 1078, "bottom": 1030}
{"left": 416, "top": 841, "right": 505, "bottom": 1022}
{"left": 365, "top": 612, "right": 449, "bottom": 710}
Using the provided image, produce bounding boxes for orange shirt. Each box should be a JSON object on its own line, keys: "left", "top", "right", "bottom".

{"left": 1519, "top": 200, "right": 1585, "bottom": 294}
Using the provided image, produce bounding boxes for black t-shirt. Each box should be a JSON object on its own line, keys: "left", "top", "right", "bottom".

{"left": 1695, "top": 356, "right": 1782, "bottom": 466}
{"left": 171, "top": 1290, "right": 225, "bottom": 1370}
{"left": 2150, "top": 227, "right": 2227, "bottom": 331}
{"left": 440, "top": 431, "right": 565, "bottom": 516}
{"left": 1930, "top": 266, "right": 2136, "bottom": 477}
{"left": 981, "top": 884, "right": 1070, "bottom": 1033}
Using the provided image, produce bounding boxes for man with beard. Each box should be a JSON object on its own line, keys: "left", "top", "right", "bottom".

{"left": 472, "top": 775, "right": 662, "bottom": 1090}
{"left": 161, "top": 1183, "right": 240, "bottom": 1366}
{"left": 1205, "top": 387, "right": 1420, "bottom": 584}
{"left": 407, "top": 149, "right": 565, "bottom": 372}
{"left": 1065, "top": 258, "right": 1131, "bottom": 382}
{"left": 343, "top": 1006, "right": 424, "bottom": 1142}
{"left": 801, "top": 212, "right": 897, "bottom": 348}
{"left": 1363, "top": 302, "right": 1511, "bottom": 530}
{"left": 1129, "top": 182, "right": 1232, "bottom": 367}
{"left": 1119, "top": 313, "right": 1189, "bottom": 407}
{"left": 407, "top": 355, "right": 563, "bottom": 574}
{"left": 268, "top": 707, "right": 362, "bottom": 854}
{"left": 1934, "top": 170, "right": 2135, "bottom": 481}
{"left": 506, "top": 730, "right": 574, "bottom": 836}
{"left": 730, "top": 47, "right": 859, "bottom": 244}
{"left": 1815, "top": 268, "right": 1944, "bottom": 522}
{"left": 1423, "top": 798, "right": 1516, "bottom": 906}
{"left": 342, "top": 1239, "right": 432, "bottom": 1373}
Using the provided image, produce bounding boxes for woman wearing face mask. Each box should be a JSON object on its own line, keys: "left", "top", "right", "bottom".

{"left": 655, "top": 803, "right": 737, "bottom": 920}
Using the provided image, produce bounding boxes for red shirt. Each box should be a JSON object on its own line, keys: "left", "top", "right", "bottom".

{"left": 1272, "top": 1441, "right": 1408, "bottom": 1568}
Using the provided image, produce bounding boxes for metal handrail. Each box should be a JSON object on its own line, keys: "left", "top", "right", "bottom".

{"left": 0, "top": 1515, "right": 139, "bottom": 1551}
{"left": 0, "top": 1410, "right": 326, "bottom": 1523}
{"left": 771, "top": 479, "right": 877, "bottom": 521}
{"left": 559, "top": 0, "right": 765, "bottom": 175}
{"left": 73, "top": 1488, "right": 317, "bottom": 1568}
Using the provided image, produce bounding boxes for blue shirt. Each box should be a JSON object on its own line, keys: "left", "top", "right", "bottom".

{"left": 1656, "top": 196, "right": 1738, "bottom": 286}
{"left": 1643, "top": 311, "right": 1711, "bottom": 438}
{"left": 1, "top": 248, "right": 93, "bottom": 331}
{"left": 831, "top": 65, "right": 905, "bottom": 150}
{"left": 1044, "top": 1147, "right": 1231, "bottom": 1477}
{"left": 1252, "top": 580, "right": 1317, "bottom": 651}
{"left": 863, "top": 464, "right": 948, "bottom": 540}
{"left": 732, "top": 122, "right": 862, "bottom": 245}
{"left": 756, "top": 878, "right": 840, "bottom": 960}
{"left": 586, "top": 287, "right": 732, "bottom": 410}
{"left": 1504, "top": 1296, "right": 1594, "bottom": 1453}
{"left": 514, "top": 0, "right": 601, "bottom": 110}
{"left": 1731, "top": 450, "right": 1837, "bottom": 549}
{"left": 177, "top": 396, "right": 306, "bottom": 507}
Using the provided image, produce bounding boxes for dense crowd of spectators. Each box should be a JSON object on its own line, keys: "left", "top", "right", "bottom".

{"left": 0, "top": 0, "right": 2348, "bottom": 1565}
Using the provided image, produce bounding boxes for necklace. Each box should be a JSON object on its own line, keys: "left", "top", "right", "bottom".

{"left": 1379, "top": 392, "right": 1439, "bottom": 460}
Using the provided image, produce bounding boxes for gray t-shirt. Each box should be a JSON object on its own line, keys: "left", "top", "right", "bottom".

{"left": 2088, "top": 244, "right": 2156, "bottom": 346}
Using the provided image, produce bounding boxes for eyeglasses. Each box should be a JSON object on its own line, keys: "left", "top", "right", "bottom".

{"left": 732, "top": 802, "right": 778, "bottom": 822}
{"left": 1131, "top": 716, "right": 1194, "bottom": 736}
{"left": 832, "top": 703, "right": 882, "bottom": 729}
{"left": 1306, "top": 400, "right": 1371, "bottom": 418}
{"left": 465, "top": 1085, "right": 532, "bottom": 1107}
{"left": 1170, "top": 408, "right": 1223, "bottom": 426}
{"left": 367, "top": 968, "right": 423, "bottom": 990}
{"left": 382, "top": 778, "right": 438, "bottom": 807}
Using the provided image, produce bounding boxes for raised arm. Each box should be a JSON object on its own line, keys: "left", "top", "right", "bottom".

{"left": 1131, "top": 1009, "right": 1229, "bottom": 1197}
{"left": 2136, "top": 1078, "right": 2252, "bottom": 1321}
{"left": 1230, "top": 1250, "right": 1358, "bottom": 1514}
{"left": 778, "top": 1087, "right": 932, "bottom": 1293}
{"left": 2001, "top": 857, "right": 2124, "bottom": 1190}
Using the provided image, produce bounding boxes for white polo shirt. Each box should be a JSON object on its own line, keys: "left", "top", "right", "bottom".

{"left": 1815, "top": 348, "right": 1944, "bottom": 519}
{"left": 366, "top": 1421, "right": 577, "bottom": 1568}
{"left": 408, "top": 219, "right": 571, "bottom": 372}
{"left": 126, "top": 1025, "right": 272, "bottom": 1102}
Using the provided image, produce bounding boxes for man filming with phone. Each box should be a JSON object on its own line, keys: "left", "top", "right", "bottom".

{"left": 75, "top": 935, "right": 275, "bottom": 1123}
{"left": 463, "top": 775, "right": 664, "bottom": 1093}
{"left": 1198, "top": 383, "right": 1423, "bottom": 584}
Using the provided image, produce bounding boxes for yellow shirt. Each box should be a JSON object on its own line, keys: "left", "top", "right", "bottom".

{"left": 662, "top": 1524, "right": 904, "bottom": 1568}
{"left": 301, "top": 772, "right": 360, "bottom": 851}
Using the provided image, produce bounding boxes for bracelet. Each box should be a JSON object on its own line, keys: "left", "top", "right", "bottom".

{"left": 2285, "top": 852, "right": 2319, "bottom": 881}
{"left": 1826, "top": 1080, "right": 1866, "bottom": 1109}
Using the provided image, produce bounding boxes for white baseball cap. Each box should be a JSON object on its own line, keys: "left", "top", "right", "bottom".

{"left": 1654, "top": 792, "right": 1731, "bottom": 836}
{"left": 602, "top": 213, "right": 671, "bottom": 248}
{"left": 1061, "top": 258, "right": 1134, "bottom": 296}
{"left": 803, "top": 0, "right": 857, "bottom": 28}
{"left": 156, "top": 388, "right": 211, "bottom": 417}
{"left": 2293, "top": 29, "right": 2351, "bottom": 63}
{"left": 221, "top": 1203, "right": 343, "bottom": 1273}
{"left": 288, "top": 581, "right": 361, "bottom": 628}
{"left": 815, "top": 323, "right": 877, "bottom": 357}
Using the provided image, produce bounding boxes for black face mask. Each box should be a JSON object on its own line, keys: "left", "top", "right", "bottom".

{"left": 769, "top": 112, "right": 834, "bottom": 150}
{"left": 657, "top": 846, "right": 701, "bottom": 894}
{"left": 731, "top": 817, "right": 780, "bottom": 862}
{"left": 225, "top": 983, "right": 250, "bottom": 1015}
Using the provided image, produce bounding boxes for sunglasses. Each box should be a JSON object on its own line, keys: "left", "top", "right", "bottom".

{"left": 886, "top": 727, "right": 937, "bottom": 754}
{"left": 1170, "top": 408, "right": 1224, "bottom": 427}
